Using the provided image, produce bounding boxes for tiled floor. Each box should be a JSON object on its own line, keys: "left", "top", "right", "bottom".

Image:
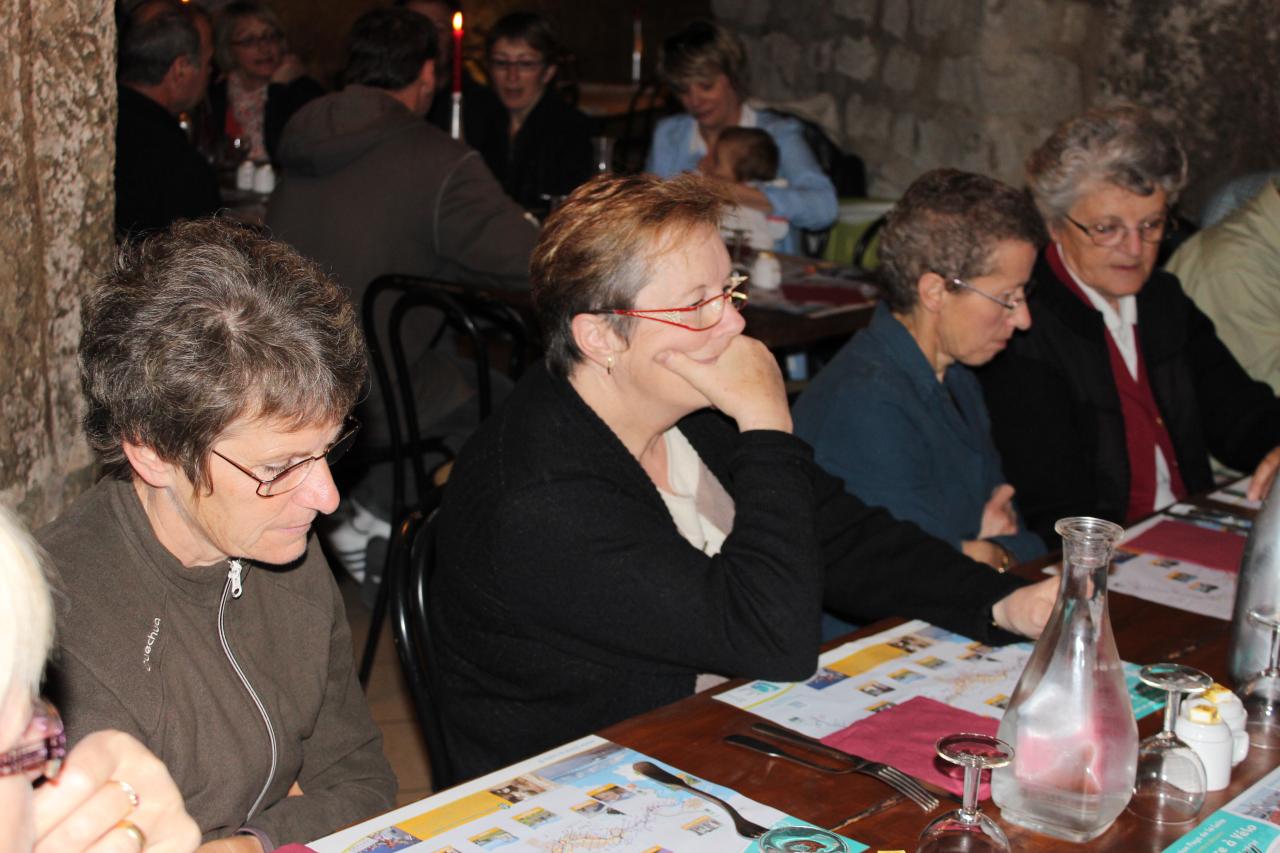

{"left": 339, "top": 576, "right": 436, "bottom": 807}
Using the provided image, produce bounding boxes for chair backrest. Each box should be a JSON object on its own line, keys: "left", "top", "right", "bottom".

{"left": 362, "top": 275, "right": 532, "bottom": 529}
{"left": 388, "top": 498, "right": 461, "bottom": 790}
{"left": 772, "top": 112, "right": 866, "bottom": 259}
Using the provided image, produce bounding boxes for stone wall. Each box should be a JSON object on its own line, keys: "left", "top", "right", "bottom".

{"left": 0, "top": 0, "right": 114, "bottom": 525}
{"left": 716, "top": 0, "right": 1279, "bottom": 218}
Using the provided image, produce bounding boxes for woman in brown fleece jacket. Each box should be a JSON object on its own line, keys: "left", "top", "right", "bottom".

{"left": 39, "top": 219, "right": 396, "bottom": 851}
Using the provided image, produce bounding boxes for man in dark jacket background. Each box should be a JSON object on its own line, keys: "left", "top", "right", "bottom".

{"left": 267, "top": 7, "right": 538, "bottom": 577}
{"left": 115, "top": 3, "right": 220, "bottom": 238}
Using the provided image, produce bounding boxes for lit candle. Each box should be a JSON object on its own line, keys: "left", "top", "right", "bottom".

{"left": 451, "top": 12, "right": 464, "bottom": 93}
{"left": 451, "top": 12, "right": 463, "bottom": 140}
{"left": 631, "top": 12, "right": 642, "bottom": 84}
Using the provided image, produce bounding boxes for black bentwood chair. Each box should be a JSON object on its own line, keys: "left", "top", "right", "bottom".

{"left": 356, "top": 275, "right": 532, "bottom": 686}
{"left": 388, "top": 500, "right": 462, "bottom": 791}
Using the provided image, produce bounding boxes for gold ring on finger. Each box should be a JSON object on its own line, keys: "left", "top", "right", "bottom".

{"left": 116, "top": 819, "right": 147, "bottom": 850}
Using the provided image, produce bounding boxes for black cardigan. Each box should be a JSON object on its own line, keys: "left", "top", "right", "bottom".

{"left": 471, "top": 88, "right": 595, "bottom": 218}
{"left": 430, "top": 364, "right": 1026, "bottom": 779}
{"left": 978, "top": 252, "right": 1280, "bottom": 544}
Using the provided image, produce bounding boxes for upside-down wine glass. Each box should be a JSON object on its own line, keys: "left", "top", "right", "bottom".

{"left": 915, "top": 733, "right": 1013, "bottom": 853}
{"left": 1128, "top": 662, "right": 1211, "bottom": 823}
{"left": 1241, "top": 607, "right": 1280, "bottom": 749}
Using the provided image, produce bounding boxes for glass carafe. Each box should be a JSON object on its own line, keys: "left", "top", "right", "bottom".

{"left": 991, "top": 517, "right": 1138, "bottom": 842}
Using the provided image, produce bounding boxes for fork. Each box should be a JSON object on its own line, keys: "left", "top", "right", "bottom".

{"left": 741, "top": 723, "right": 941, "bottom": 812}
{"left": 632, "top": 761, "right": 768, "bottom": 838}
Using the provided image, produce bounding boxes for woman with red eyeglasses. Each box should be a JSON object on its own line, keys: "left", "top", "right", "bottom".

{"left": 0, "top": 506, "right": 198, "bottom": 852}
{"left": 428, "top": 173, "right": 1059, "bottom": 781}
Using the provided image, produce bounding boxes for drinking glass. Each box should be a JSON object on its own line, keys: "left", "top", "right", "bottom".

{"left": 758, "top": 825, "right": 848, "bottom": 853}
{"left": 1128, "top": 663, "right": 1211, "bottom": 823}
{"left": 915, "top": 733, "right": 1013, "bottom": 853}
{"left": 1241, "top": 607, "right": 1280, "bottom": 749}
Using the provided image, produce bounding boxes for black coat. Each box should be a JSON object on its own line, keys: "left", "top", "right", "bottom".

{"left": 114, "top": 86, "right": 220, "bottom": 239}
{"left": 471, "top": 89, "right": 595, "bottom": 217}
{"left": 978, "top": 252, "right": 1280, "bottom": 545}
{"left": 430, "top": 364, "right": 1026, "bottom": 779}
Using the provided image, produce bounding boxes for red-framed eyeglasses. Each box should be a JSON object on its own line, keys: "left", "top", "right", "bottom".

{"left": 591, "top": 273, "right": 749, "bottom": 332}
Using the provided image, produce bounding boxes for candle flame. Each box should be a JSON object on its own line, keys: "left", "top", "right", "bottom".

{"left": 452, "top": 12, "right": 462, "bottom": 32}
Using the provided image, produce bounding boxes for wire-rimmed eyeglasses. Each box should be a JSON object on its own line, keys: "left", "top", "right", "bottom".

{"left": 490, "top": 58, "right": 547, "bottom": 75}
{"left": 1063, "top": 212, "right": 1171, "bottom": 248}
{"left": 212, "top": 417, "right": 361, "bottom": 498}
{"left": 0, "top": 698, "right": 66, "bottom": 781}
{"left": 590, "top": 273, "right": 749, "bottom": 332}
{"left": 943, "top": 275, "right": 1035, "bottom": 311}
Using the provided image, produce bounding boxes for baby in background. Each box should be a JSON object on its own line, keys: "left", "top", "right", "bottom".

{"left": 702, "top": 127, "right": 791, "bottom": 251}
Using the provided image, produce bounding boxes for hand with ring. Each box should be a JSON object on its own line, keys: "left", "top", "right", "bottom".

{"left": 33, "top": 729, "right": 199, "bottom": 852}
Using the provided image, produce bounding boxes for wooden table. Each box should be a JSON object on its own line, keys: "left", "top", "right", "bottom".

{"left": 599, "top": 500, "right": 1265, "bottom": 852}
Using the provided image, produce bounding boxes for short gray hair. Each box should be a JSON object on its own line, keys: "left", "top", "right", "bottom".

{"left": 878, "top": 169, "right": 1046, "bottom": 313}
{"left": 81, "top": 218, "right": 367, "bottom": 492}
{"left": 0, "top": 506, "right": 53, "bottom": 697}
{"left": 1026, "top": 104, "right": 1188, "bottom": 226}
{"left": 118, "top": 8, "right": 201, "bottom": 86}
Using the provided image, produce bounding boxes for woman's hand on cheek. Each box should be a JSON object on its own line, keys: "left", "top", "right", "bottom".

{"left": 655, "top": 336, "right": 791, "bottom": 433}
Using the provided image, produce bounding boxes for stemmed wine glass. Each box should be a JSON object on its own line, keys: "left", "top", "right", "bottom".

{"left": 1240, "top": 607, "right": 1280, "bottom": 749}
{"left": 915, "top": 733, "right": 1013, "bottom": 853}
{"left": 1128, "top": 662, "right": 1212, "bottom": 823}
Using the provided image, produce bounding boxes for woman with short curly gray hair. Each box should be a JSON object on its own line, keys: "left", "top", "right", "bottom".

{"left": 38, "top": 218, "right": 396, "bottom": 845}
{"left": 979, "top": 105, "right": 1280, "bottom": 546}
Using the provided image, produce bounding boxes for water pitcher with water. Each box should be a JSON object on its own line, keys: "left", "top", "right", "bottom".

{"left": 991, "top": 517, "right": 1138, "bottom": 842}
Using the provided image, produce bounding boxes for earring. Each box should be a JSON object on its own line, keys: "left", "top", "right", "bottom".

{"left": 606, "top": 355, "right": 614, "bottom": 376}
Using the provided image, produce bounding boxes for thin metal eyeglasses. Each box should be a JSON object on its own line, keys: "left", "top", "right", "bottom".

{"left": 490, "top": 58, "right": 546, "bottom": 75}
{"left": 231, "top": 32, "right": 283, "bottom": 49}
{"left": 1064, "top": 212, "right": 1170, "bottom": 247}
{"left": 211, "top": 417, "right": 361, "bottom": 498}
{"left": 0, "top": 698, "right": 66, "bottom": 781}
{"left": 590, "top": 273, "right": 749, "bottom": 332}
{"left": 943, "top": 276, "right": 1035, "bottom": 311}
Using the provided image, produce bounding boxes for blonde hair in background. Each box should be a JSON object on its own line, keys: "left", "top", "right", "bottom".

{"left": 0, "top": 506, "right": 54, "bottom": 696}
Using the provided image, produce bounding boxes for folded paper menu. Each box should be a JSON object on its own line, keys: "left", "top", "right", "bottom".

{"left": 309, "top": 735, "right": 867, "bottom": 853}
{"left": 821, "top": 696, "right": 998, "bottom": 800}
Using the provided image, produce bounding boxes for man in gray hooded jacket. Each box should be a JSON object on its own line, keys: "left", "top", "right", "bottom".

{"left": 268, "top": 8, "right": 537, "bottom": 562}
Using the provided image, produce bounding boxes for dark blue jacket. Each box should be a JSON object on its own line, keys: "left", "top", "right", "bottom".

{"left": 795, "top": 303, "right": 1046, "bottom": 561}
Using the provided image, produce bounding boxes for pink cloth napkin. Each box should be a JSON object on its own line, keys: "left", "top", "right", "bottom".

{"left": 1125, "top": 519, "right": 1246, "bottom": 573}
{"left": 820, "top": 696, "right": 999, "bottom": 799}
{"left": 275, "top": 846, "right": 319, "bottom": 852}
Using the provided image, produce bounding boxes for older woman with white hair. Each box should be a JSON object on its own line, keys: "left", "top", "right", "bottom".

{"left": 0, "top": 506, "right": 199, "bottom": 852}
{"left": 979, "top": 105, "right": 1280, "bottom": 544}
